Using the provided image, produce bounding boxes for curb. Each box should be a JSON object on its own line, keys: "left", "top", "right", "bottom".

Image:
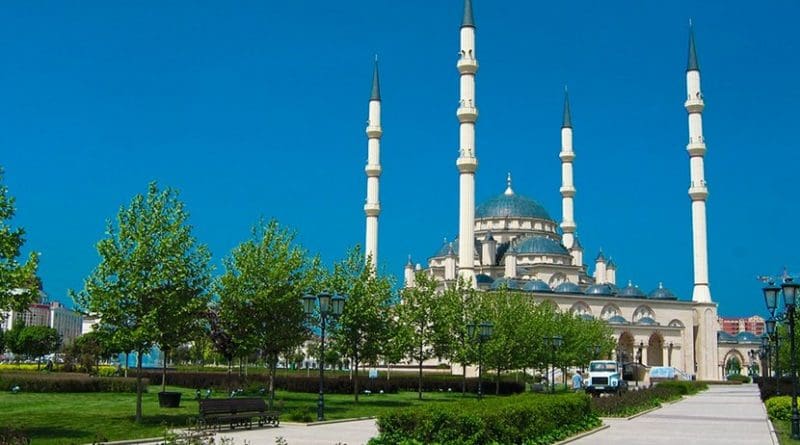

{"left": 304, "top": 416, "right": 376, "bottom": 426}
{"left": 552, "top": 424, "right": 610, "bottom": 444}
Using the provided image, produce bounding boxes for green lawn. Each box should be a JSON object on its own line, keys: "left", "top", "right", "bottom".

{"left": 0, "top": 386, "right": 476, "bottom": 445}
{"left": 775, "top": 420, "right": 800, "bottom": 444}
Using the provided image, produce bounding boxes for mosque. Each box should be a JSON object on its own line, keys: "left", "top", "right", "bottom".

{"left": 360, "top": 0, "right": 737, "bottom": 381}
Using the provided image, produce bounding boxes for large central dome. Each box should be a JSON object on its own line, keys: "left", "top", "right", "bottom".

{"left": 475, "top": 191, "right": 552, "bottom": 220}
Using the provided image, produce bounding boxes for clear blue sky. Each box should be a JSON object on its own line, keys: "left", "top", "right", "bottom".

{"left": 3, "top": 1, "right": 798, "bottom": 318}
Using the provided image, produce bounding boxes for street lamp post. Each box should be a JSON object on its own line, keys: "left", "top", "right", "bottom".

{"left": 467, "top": 321, "right": 493, "bottom": 399}
{"left": 780, "top": 278, "right": 800, "bottom": 439}
{"left": 636, "top": 341, "right": 643, "bottom": 388}
{"left": 302, "top": 291, "right": 345, "bottom": 422}
{"left": 544, "top": 335, "right": 563, "bottom": 394}
{"left": 668, "top": 342, "right": 674, "bottom": 367}
{"left": 765, "top": 281, "right": 781, "bottom": 394}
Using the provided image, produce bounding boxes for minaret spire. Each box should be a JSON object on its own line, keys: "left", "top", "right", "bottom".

{"left": 684, "top": 23, "right": 711, "bottom": 303}
{"left": 559, "top": 87, "right": 577, "bottom": 254}
{"left": 456, "top": 0, "right": 479, "bottom": 286}
{"left": 364, "top": 57, "right": 383, "bottom": 269}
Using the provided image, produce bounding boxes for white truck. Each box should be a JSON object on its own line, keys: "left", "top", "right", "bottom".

{"left": 585, "top": 360, "right": 628, "bottom": 396}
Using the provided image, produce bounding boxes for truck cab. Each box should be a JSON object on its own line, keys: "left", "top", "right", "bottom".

{"left": 585, "top": 360, "right": 628, "bottom": 396}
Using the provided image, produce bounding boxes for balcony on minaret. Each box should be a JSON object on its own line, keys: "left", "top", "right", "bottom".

{"left": 364, "top": 164, "right": 382, "bottom": 177}
{"left": 366, "top": 124, "right": 382, "bottom": 138}
{"left": 684, "top": 95, "right": 705, "bottom": 113}
{"left": 457, "top": 51, "right": 478, "bottom": 74}
{"left": 559, "top": 151, "right": 575, "bottom": 162}
{"left": 559, "top": 185, "right": 576, "bottom": 197}
{"left": 688, "top": 180, "right": 709, "bottom": 200}
{"left": 457, "top": 100, "right": 478, "bottom": 123}
{"left": 686, "top": 137, "right": 706, "bottom": 157}
{"left": 560, "top": 221, "right": 576, "bottom": 232}
{"left": 364, "top": 202, "right": 381, "bottom": 217}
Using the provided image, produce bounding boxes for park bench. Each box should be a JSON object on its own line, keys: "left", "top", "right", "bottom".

{"left": 198, "top": 398, "right": 280, "bottom": 430}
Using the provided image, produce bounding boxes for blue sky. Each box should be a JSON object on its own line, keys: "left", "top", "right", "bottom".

{"left": 3, "top": 1, "right": 798, "bottom": 318}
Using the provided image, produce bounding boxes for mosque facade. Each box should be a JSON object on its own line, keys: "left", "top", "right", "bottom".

{"left": 364, "top": 0, "right": 734, "bottom": 381}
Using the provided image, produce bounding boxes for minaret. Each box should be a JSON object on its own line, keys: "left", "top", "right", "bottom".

{"left": 685, "top": 23, "right": 711, "bottom": 303}
{"left": 404, "top": 256, "right": 416, "bottom": 288}
{"left": 594, "top": 250, "right": 607, "bottom": 284}
{"left": 364, "top": 57, "right": 382, "bottom": 268}
{"left": 456, "top": 0, "right": 478, "bottom": 286}
{"left": 560, "top": 87, "right": 577, "bottom": 250}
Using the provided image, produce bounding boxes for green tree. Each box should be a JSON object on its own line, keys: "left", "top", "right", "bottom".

{"left": 17, "top": 325, "right": 61, "bottom": 368}
{"left": 216, "top": 219, "right": 319, "bottom": 409}
{"left": 0, "top": 168, "right": 40, "bottom": 314}
{"left": 64, "top": 331, "right": 117, "bottom": 374}
{"left": 74, "top": 182, "right": 211, "bottom": 423}
{"left": 396, "top": 271, "right": 449, "bottom": 400}
{"left": 438, "top": 277, "right": 480, "bottom": 395}
{"left": 327, "top": 248, "right": 394, "bottom": 402}
{"left": 5, "top": 320, "right": 26, "bottom": 362}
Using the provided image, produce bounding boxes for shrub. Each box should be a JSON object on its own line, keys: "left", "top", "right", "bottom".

{"left": 133, "top": 370, "right": 525, "bottom": 396}
{"left": 726, "top": 374, "right": 750, "bottom": 383}
{"left": 590, "top": 381, "right": 707, "bottom": 417}
{"left": 767, "top": 396, "right": 792, "bottom": 421}
{"left": 0, "top": 372, "right": 146, "bottom": 393}
{"left": 370, "top": 392, "right": 598, "bottom": 445}
{"left": 0, "top": 427, "right": 29, "bottom": 445}
{"left": 758, "top": 377, "right": 794, "bottom": 400}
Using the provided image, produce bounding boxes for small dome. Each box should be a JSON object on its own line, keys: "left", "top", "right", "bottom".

{"left": 476, "top": 274, "right": 494, "bottom": 285}
{"left": 433, "top": 237, "right": 480, "bottom": 258}
{"left": 718, "top": 331, "right": 737, "bottom": 343}
{"left": 476, "top": 192, "right": 553, "bottom": 221}
{"left": 649, "top": 283, "right": 678, "bottom": 300}
{"left": 490, "top": 277, "right": 509, "bottom": 290}
{"left": 608, "top": 315, "right": 627, "bottom": 324}
{"left": 506, "top": 279, "right": 523, "bottom": 290}
{"left": 585, "top": 284, "right": 615, "bottom": 296}
{"left": 554, "top": 282, "right": 583, "bottom": 294}
{"left": 513, "top": 236, "right": 569, "bottom": 256}
{"left": 579, "top": 313, "right": 595, "bottom": 321}
{"left": 736, "top": 332, "right": 759, "bottom": 343}
{"left": 618, "top": 281, "right": 647, "bottom": 299}
{"left": 637, "top": 316, "right": 658, "bottom": 326}
{"left": 523, "top": 279, "right": 552, "bottom": 293}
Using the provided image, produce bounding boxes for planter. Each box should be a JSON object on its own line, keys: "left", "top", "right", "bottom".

{"left": 158, "top": 391, "right": 182, "bottom": 408}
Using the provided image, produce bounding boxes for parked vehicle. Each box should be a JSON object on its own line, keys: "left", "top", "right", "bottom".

{"left": 585, "top": 360, "right": 628, "bottom": 396}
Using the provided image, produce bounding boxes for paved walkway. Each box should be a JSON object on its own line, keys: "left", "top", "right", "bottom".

{"left": 571, "top": 384, "right": 776, "bottom": 445}
{"left": 212, "top": 385, "right": 775, "bottom": 445}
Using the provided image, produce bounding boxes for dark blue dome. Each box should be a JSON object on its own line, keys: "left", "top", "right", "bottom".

{"left": 736, "top": 332, "right": 759, "bottom": 343}
{"left": 476, "top": 274, "right": 494, "bottom": 285}
{"left": 513, "top": 236, "right": 569, "bottom": 256}
{"left": 649, "top": 283, "right": 678, "bottom": 300}
{"left": 579, "top": 313, "right": 595, "bottom": 321}
{"left": 637, "top": 316, "right": 658, "bottom": 326}
{"left": 476, "top": 192, "right": 552, "bottom": 220}
{"left": 523, "top": 279, "right": 552, "bottom": 292}
{"left": 586, "top": 284, "right": 615, "bottom": 296}
{"left": 608, "top": 315, "right": 627, "bottom": 324}
{"left": 718, "top": 331, "right": 737, "bottom": 342}
{"left": 554, "top": 282, "right": 583, "bottom": 294}
{"left": 506, "top": 279, "right": 523, "bottom": 290}
{"left": 433, "top": 237, "right": 479, "bottom": 258}
{"left": 490, "top": 277, "right": 509, "bottom": 290}
{"left": 618, "top": 282, "right": 647, "bottom": 299}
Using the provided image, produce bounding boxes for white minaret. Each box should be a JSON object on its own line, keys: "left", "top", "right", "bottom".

{"left": 364, "top": 58, "right": 382, "bottom": 268}
{"left": 456, "top": 0, "right": 478, "bottom": 286}
{"left": 685, "top": 24, "right": 711, "bottom": 303}
{"left": 560, "top": 88, "right": 577, "bottom": 250}
{"left": 594, "top": 251, "right": 607, "bottom": 284}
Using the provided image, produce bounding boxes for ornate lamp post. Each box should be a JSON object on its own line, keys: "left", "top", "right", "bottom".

{"left": 544, "top": 335, "right": 563, "bottom": 393}
{"left": 668, "top": 342, "right": 674, "bottom": 367}
{"left": 635, "top": 341, "right": 643, "bottom": 388}
{"left": 780, "top": 278, "right": 800, "bottom": 438}
{"left": 467, "top": 321, "right": 493, "bottom": 399}
{"left": 765, "top": 281, "right": 781, "bottom": 395}
{"left": 302, "top": 291, "right": 345, "bottom": 421}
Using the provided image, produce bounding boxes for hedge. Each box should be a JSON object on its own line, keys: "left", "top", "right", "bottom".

{"left": 590, "top": 381, "right": 707, "bottom": 417}
{"left": 133, "top": 370, "right": 526, "bottom": 395}
{"left": 758, "top": 377, "right": 795, "bottom": 400}
{"left": 0, "top": 372, "right": 147, "bottom": 393}
{"left": 369, "top": 392, "right": 598, "bottom": 445}
{"left": 766, "top": 396, "right": 793, "bottom": 421}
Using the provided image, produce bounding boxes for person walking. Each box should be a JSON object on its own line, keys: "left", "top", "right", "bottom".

{"left": 572, "top": 371, "right": 583, "bottom": 391}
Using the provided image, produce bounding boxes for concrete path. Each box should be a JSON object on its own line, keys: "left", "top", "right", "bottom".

{"left": 212, "top": 385, "right": 775, "bottom": 445}
{"left": 213, "top": 419, "right": 378, "bottom": 445}
{"left": 570, "top": 384, "right": 776, "bottom": 445}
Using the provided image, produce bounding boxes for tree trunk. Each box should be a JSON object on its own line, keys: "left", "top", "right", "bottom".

{"left": 135, "top": 350, "right": 144, "bottom": 423}
{"left": 124, "top": 352, "right": 129, "bottom": 378}
{"left": 37, "top": 357, "right": 41, "bottom": 370}
{"left": 461, "top": 363, "right": 467, "bottom": 396}
{"left": 161, "top": 348, "right": 168, "bottom": 393}
{"left": 226, "top": 358, "right": 232, "bottom": 393}
{"left": 268, "top": 353, "right": 276, "bottom": 410}
{"left": 495, "top": 367, "right": 501, "bottom": 395}
{"left": 418, "top": 342, "right": 424, "bottom": 400}
{"left": 353, "top": 354, "right": 360, "bottom": 403}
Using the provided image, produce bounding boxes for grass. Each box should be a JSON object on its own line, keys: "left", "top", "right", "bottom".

{"left": 775, "top": 420, "right": 800, "bottom": 444}
{"left": 0, "top": 385, "right": 477, "bottom": 445}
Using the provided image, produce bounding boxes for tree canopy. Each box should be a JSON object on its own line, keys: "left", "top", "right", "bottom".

{"left": 0, "top": 167, "right": 40, "bottom": 313}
